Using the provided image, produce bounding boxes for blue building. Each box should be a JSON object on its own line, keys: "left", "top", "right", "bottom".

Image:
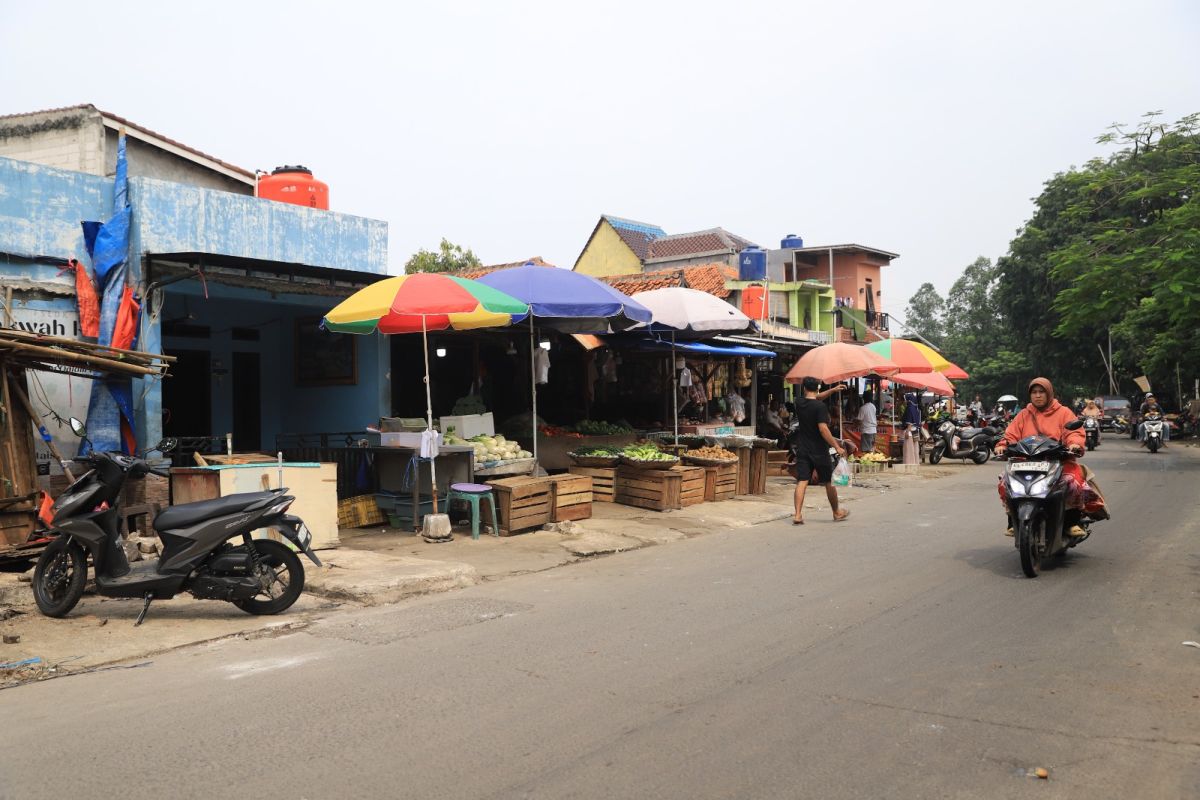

{"left": 0, "top": 107, "right": 389, "bottom": 472}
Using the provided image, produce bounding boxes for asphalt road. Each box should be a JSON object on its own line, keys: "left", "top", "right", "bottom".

{"left": 2, "top": 437, "right": 1197, "bottom": 799}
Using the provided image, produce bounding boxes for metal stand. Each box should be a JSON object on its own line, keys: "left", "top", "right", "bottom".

{"left": 135, "top": 592, "right": 153, "bottom": 626}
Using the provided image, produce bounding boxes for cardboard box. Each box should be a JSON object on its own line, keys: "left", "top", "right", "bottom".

{"left": 380, "top": 431, "right": 444, "bottom": 448}
{"left": 438, "top": 413, "right": 495, "bottom": 439}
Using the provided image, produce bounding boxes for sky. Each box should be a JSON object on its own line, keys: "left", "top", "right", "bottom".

{"left": 2, "top": 0, "right": 1197, "bottom": 321}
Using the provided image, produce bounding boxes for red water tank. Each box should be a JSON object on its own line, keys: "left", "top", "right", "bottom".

{"left": 742, "top": 285, "right": 768, "bottom": 321}
{"left": 256, "top": 165, "right": 329, "bottom": 210}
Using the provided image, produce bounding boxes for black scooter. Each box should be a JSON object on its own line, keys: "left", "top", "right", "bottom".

{"left": 999, "top": 419, "right": 1101, "bottom": 577}
{"left": 1083, "top": 415, "right": 1100, "bottom": 450}
{"left": 929, "top": 419, "right": 996, "bottom": 465}
{"left": 33, "top": 418, "right": 321, "bottom": 624}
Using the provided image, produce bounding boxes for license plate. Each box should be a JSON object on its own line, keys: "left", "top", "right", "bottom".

{"left": 1012, "top": 461, "right": 1051, "bottom": 472}
{"left": 296, "top": 523, "right": 312, "bottom": 547}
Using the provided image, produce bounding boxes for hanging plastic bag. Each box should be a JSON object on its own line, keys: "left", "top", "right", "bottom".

{"left": 832, "top": 456, "right": 851, "bottom": 487}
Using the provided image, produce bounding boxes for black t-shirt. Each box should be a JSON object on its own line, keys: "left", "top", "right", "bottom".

{"left": 790, "top": 397, "right": 831, "bottom": 459}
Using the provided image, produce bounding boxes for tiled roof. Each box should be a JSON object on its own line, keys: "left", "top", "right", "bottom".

{"left": 645, "top": 228, "right": 758, "bottom": 261}
{"left": 603, "top": 215, "right": 666, "bottom": 260}
{"left": 0, "top": 104, "right": 255, "bottom": 180}
{"left": 601, "top": 263, "right": 737, "bottom": 299}
{"left": 454, "top": 256, "right": 556, "bottom": 280}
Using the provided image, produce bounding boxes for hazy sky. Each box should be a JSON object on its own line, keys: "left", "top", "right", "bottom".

{"left": 3, "top": 0, "right": 1197, "bottom": 319}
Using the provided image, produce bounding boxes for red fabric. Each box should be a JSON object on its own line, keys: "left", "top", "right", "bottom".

{"left": 111, "top": 285, "right": 140, "bottom": 351}
{"left": 71, "top": 259, "right": 100, "bottom": 339}
{"left": 38, "top": 491, "right": 54, "bottom": 527}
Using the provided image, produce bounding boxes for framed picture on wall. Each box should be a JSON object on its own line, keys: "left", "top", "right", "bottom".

{"left": 294, "top": 316, "right": 357, "bottom": 386}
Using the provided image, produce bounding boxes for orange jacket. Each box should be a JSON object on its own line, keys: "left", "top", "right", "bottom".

{"left": 1003, "top": 398, "right": 1085, "bottom": 451}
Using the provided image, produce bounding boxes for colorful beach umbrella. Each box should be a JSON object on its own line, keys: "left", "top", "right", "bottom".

{"left": 864, "top": 338, "right": 949, "bottom": 373}
{"left": 323, "top": 273, "right": 528, "bottom": 521}
{"left": 888, "top": 370, "right": 955, "bottom": 397}
{"left": 941, "top": 362, "right": 969, "bottom": 380}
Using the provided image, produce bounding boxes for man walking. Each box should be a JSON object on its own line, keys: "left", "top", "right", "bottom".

{"left": 788, "top": 377, "right": 851, "bottom": 525}
{"left": 857, "top": 392, "right": 878, "bottom": 454}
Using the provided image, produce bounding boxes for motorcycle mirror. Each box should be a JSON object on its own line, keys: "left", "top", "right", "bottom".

{"left": 1065, "top": 419, "right": 1085, "bottom": 431}
{"left": 155, "top": 437, "right": 179, "bottom": 454}
{"left": 69, "top": 417, "right": 87, "bottom": 438}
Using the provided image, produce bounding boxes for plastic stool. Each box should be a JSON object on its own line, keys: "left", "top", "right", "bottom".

{"left": 447, "top": 483, "right": 499, "bottom": 540}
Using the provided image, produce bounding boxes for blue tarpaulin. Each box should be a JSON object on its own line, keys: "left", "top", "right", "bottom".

{"left": 80, "top": 134, "right": 135, "bottom": 455}
{"left": 634, "top": 338, "right": 776, "bottom": 358}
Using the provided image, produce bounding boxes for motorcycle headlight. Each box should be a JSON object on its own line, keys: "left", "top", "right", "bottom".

{"left": 1007, "top": 476, "right": 1027, "bottom": 496}
{"left": 1029, "top": 476, "right": 1051, "bottom": 495}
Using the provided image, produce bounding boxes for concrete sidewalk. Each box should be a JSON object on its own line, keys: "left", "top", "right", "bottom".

{"left": 1, "top": 466, "right": 956, "bottom": 679}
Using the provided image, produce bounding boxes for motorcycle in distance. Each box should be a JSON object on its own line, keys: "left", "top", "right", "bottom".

{"left": 33, "top": 418, "right": 322, "bottom": 624}
{"left": 999, "top": 418, "right": 1096, "bottom": 577}
{"left": 1142, "top": 412, "right": 1166, "bottom": 453}
{"left": 929, "top": 418, "right": 997, "bottom": 465}
{"left": 1083, "top": 415, "right": 1100, "bottom": 450}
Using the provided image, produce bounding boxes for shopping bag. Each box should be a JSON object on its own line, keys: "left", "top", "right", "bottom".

{"left": 832, "top": 456, "right": 851, "bottom": 487}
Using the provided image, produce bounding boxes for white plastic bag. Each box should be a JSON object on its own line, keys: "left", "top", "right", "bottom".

{"left": 832, "top": 456, "right": 851, "bottom": 487}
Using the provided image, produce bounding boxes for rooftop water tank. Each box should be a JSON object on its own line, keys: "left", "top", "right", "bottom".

{"left": 738, "top": 247, "right": 767, "bottom": 281}
{"left": 257, "top": 165, "right": 330, "bottom": 210}
{"left": 780, "top": 234, "right": 805, "bottom": 249}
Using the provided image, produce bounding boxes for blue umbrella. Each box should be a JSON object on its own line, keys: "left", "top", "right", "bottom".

{"left": 478, "top": 263, "right": 653, "bottom": 460}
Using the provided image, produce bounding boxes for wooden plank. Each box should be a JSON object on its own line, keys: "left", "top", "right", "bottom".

{"left": 555, "top": 491, "right": 592, "bottom": 507}
{"left": 735, "top": 447, "right": 751, "bottom": 494}
{"left": 553, "top": 502, "right": 592, "bottom": 522}
{"left": 749, "top": 447, "right": 767, "bottom": 494}
{"left": 549, "top": 474, "right": 592, "bottom": 494}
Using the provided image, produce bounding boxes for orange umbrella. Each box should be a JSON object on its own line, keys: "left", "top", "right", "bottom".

{"left": 941, "top": 362, "right": 969, "bottom": 380}
{"left": 786, "top": 342, "right": 900, "bottom": 384}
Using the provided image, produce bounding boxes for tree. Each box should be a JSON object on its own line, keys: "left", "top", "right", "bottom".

{"left": 900, "top": 283, "right": 946, "bottom": 347}
{"left": 404, "top": 238, "right": 482, "bottom": 274}
{"left": 939, "top": 257, "right": 1029, "bottom": 401}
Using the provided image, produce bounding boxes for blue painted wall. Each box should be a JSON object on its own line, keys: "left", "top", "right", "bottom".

{"left": 1, "top": 155, "right": 391, "bottom": 452}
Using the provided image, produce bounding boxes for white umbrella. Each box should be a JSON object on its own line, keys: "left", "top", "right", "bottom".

{"left": 997, "top": 394, "right": 1019, "bottom": 403}
{"left": 631, "top": 288, "right": 754, "bottom": 443}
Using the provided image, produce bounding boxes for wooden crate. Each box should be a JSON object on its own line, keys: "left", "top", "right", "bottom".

{"left": 337, "top": 494, "right": 387, "bottom": 528}
{"left": 732, "top": 445, "right": 752, "bottom": 494}
{"left": 748, "top": 445, "right": 768, "bottom": 495}
{"left": 674, "top": 465, "right": 706, "bottom": 507}
{"left": 549, "top": 473, "right": 593, "bottom": 522}
{"left": 702, "top": 462, "right": 738, "bottom": 502}
{"left": 766, "top": 449, "right": 791, "bottom": 477}
{"left": 486, "top": 476, "right": 553, "bottom": 535}
{"left": 568, "top": 466, "right": 615, "bottom": 503}
{"left": 614, "top": 465, "right": 682, "bottom": 512}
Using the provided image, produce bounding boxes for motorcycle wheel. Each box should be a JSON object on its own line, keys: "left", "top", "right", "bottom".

{"left": 32, "top": 538, "right": 87, "bottom": 618}
{"left": 233, "top": 539, "right": 305, "bottom": 616}
{"left": 971, "top": 447, "right": 990, "bottom": 465}
{"left": 1086, "top": 439, "right": 1094, "bottom": 451}
{"left": 1017, "top": 518, "right": 1045, "bottom": 578}
{"left": 929, "top": 445, "right": 943, "bottom": 465}
{"left": 1148, "top": 438, "right": 1159, "bottom": 454}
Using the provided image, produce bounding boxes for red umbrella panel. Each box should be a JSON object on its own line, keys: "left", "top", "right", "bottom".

{"left": 941, "top": 363, "right": 969, "bottom": 380}
{"left": 888, "top": 370, "right": 955, "bottom": 397}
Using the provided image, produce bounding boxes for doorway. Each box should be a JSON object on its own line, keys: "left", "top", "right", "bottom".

{"left": 232, "top": 352, "right": 262, "bottom": 452}
{"left": 162, "top": 349, "right": 212, "bottom": 438}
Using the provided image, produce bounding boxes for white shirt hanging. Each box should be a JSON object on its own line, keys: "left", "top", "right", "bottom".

{"left": 534, "top": 347, "right": 551, "bottom": 385}
{"left": 419, "top": 428, "right": 440, "bottom": 460}
{"left": 679, "top": 368, "right": 693, "bottom": 387}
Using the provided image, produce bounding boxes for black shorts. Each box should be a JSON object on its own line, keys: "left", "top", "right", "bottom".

{"left": 790, "top": 451, "right": 833, "bottom": 485}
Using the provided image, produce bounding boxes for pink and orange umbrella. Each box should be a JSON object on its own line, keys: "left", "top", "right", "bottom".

{"left": 786, "top": 342, "right": 900, "bottom": 384}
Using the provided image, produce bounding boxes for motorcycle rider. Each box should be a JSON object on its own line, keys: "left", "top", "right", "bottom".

{"left": 1137, "top": 393, "right": 1169, "bottom": 447}
{"left": 994, "top": 377, "right": 1109, "bottom": 538}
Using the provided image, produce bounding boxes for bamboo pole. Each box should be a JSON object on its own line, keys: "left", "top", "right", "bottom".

{"left": 0, "top": 328, "right": 174, "bottom": 364}
{"left": 0, "top": 339, "right": 158, "bottom": 376}
{"left": 6, "top": 374, "right": 75, "bottom": 482}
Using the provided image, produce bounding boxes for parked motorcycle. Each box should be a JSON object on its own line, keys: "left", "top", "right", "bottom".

{"left": 1112, "top": 414, "right": 1130, "bottom": 436}
{"left": 999, "top": 418, "right": 1096, "bottom": 577}
{"left": 1083, "top": 416, "right": 1100, "bottom": 450}
{"left": 929, "top": 419, "right": 996, "bottom": 465}
{"left": 1142, "top": 412, "right": 1165, "bottom": 453}
{"left": 33, "top": 418, "right": 321, "bottom": 624}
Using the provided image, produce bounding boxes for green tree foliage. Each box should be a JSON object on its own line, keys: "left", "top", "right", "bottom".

{"left": 404, "top": 238, "right": 482, "bottom": 274}
{"left": 900, "top": 282, "right": 946, "bottom": 347}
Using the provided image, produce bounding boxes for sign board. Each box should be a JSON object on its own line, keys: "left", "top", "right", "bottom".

{"left": 8, "top": 304, "right": 94, "bottom": 476}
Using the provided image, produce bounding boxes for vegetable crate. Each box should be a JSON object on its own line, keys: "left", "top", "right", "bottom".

{"left": 568, "top": 466, "right": 615, "bottom": 502}
{"left": 614, "top": 465, "right": 682, "bottom": 512}
{"left": 675, "top": 465, "right": 706, "bottom": 507}
{"left": 851, "top": 461, "right": 885, "bottom": 475}
{"left": 730, "top": 445, "right": 752, "bottom": 495}
{"left": 486, "top": 476, "right": 553, "bottom": 535}
{"left": 702, "top": 463, "right": 738, "bottom": 502}
{"left": 748, "top": 445, "right": 769, "bottom": 494}
{"left": 549, "top": 473, "right": 593, "bottom": 522}
{"left": 337, "top": 494, "right": 387, "bottom": 529}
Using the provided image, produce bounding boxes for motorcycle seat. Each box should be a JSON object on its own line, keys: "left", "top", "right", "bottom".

{"left": 154, "top": 491, "right": 278, "bottom": 531}
{"left": 959, "top": 427, "right": 984, "bottom": 438}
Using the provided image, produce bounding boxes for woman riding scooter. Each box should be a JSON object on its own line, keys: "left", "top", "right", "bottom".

{"left": 994, "top": 378, "right": 1109, "bottom": 537}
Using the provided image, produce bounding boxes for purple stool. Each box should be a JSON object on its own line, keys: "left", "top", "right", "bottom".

{"left": 447, "top": 483, "right": 499, "bottom": 539}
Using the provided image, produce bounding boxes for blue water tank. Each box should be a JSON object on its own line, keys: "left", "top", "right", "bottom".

{"left": 780, "top": 233, "right": 805, "bottom": 249}
{"left": 738, "top": 247, "right": 767, "bottom": 281}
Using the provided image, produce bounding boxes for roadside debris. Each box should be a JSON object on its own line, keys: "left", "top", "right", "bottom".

{"left": 1182, "top": 641, "right": 1200, "bottom": 649}
{"left": 2, "top": 634, "right": 19, "bottom": 644}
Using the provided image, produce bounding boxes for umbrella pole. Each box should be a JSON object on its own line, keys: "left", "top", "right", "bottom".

{"left": 530, "top": 317, "right": 538, "bottom": 464}
{"left": 672, "top": 331, "right": 679, "bottom": 445}
{"left": 422, "top": 316, "right": 438, "bottom": 515}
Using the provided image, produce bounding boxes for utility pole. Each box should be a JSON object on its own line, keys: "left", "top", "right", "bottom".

{"left": 1107, "top": 329, "right": 1116, "bottom": 393}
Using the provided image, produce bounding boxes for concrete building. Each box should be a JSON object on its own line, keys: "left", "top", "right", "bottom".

{"left": 0, "top": 107, "right": 388, "bottom": 474}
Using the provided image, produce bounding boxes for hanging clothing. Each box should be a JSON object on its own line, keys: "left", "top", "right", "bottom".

{"left": 534, "top": 347, "right": 550, "bottom": 385}
{"left": 679, "top": 368, "right": 693, "bottom": 388}
{"left": 602, "top": 354, "right": 618, "bottom": 383}
{"left": 727, "top": 392, "right": 746, "bottom": 423}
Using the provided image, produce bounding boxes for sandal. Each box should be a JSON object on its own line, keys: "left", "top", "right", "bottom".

{"left": 792, "top": 518, "right": 805, "bottom": 525}
{"left": 833, "top": 509, "right": 850, "bottom": 522}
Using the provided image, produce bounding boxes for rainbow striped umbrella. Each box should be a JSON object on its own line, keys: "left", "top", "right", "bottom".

{"left": 323, "top": 273, "right": 527, "bottom": 334}
{"left": 323, "top": 273, "right": 528, "bottom": 520}
{"left": 865, "top": 338, "right": 951, "bottom": 373}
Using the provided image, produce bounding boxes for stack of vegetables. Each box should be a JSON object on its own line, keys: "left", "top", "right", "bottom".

{"left": 620, "top": 443, "right": 678, "bottom": 464}
{"left": 683, "top": 446, "right": 738, "bottom": 463}
{"left": 451, "top": 433, "right": 532, "bottom": 464}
